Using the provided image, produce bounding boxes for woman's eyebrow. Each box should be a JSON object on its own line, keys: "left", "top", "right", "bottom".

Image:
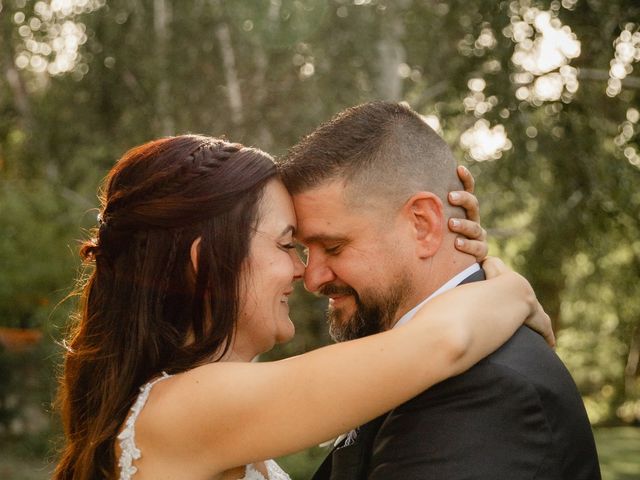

{"left": 279, "top": 225, "right": 295, "bottom": 237}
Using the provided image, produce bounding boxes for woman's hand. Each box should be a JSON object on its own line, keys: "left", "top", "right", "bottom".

{"left": 482, "top": 257, "right": 555, "bottom": 348}
{"left": 448, "top": 166, "right": 487, "bottom": 262}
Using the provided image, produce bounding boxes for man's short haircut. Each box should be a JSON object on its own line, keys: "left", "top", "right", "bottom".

{"left": 279, "top": 101, "right": 464, "bottom": 217}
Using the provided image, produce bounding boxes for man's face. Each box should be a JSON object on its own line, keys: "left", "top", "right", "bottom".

{"left": 293, "top": 181, "right": 414, "bottom": 342}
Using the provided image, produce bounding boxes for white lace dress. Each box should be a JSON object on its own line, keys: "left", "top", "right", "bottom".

{"left": 117, "top": 373, "right": 291, "bottom": 480}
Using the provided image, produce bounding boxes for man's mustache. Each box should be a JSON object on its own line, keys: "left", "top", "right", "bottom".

{"left": 319, "top": 284, "right": 358, "bottom": 298}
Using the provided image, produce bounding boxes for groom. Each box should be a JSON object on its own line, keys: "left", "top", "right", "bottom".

{"left": 279, "top": 102, "right": 601, "bottom": 479}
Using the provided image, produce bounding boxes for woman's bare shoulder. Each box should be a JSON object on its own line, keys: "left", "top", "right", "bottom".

{"left": 131, "top": 363, "right": 256, "bottom": 473}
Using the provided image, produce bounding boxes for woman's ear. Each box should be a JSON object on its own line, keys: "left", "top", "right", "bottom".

{"left": 190, "top": 237, "right": 202, "bottom": 275}
{"left": 402, "top": 192, "right": 445, "bottom": 258}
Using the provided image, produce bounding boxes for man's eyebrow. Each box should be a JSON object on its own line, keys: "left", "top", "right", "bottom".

{"left": 298, "top": 233, "right": 347, "bottom": 244}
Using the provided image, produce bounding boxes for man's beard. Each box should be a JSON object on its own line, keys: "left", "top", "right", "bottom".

{"left": 321, "top": 277, "right": 410, "bottom": 342}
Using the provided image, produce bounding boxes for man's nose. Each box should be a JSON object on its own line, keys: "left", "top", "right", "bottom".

{"left": 303, "top": 255, "right": 335, "bottom": 293}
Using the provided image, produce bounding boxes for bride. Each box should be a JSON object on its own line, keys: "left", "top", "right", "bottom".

{"left": 53, "top": 135, "right": 551, "bottom": 480}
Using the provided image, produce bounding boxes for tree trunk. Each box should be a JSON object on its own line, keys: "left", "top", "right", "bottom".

{"left": 376, "top": 14, "right": 406, "bottom": 101}
{"left": 215, "top": 21, "right": 244, "bottom": 126}
{"left": 154, "top": 0, "right": 174, "bottom": 136}
{"left": 1, "top": 28, "right": 32, "bottom": 129}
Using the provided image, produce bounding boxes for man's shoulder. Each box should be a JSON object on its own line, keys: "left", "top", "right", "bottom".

{"left": 396, "top": 326, "right": 573, "bottom": 411}
{"left": 370, "top": 330, "right": 600, "bottom": 480}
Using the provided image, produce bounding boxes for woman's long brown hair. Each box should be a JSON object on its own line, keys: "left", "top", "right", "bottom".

{"left": 54, "top": 135, "right": 277, "bottom": 479}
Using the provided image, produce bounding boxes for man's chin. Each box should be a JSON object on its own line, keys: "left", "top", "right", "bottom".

{"left": 328, "top": 302, "right": 391, "bottom": 342}
{"left": 328, "top": 311, "right": 377, "bottom": 343}
{"left": 328, "top": 323, "right": 352, "bottom": 343}
{"left": 327, "top": 308, "right": 356, "bottom": 343}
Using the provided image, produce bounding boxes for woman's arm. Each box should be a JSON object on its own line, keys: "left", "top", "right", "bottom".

{"left": 142, "top": 263, "right": 549, "bottom": 473}
{"left": 483, "top": 257, "right": 555, "bottom": 347}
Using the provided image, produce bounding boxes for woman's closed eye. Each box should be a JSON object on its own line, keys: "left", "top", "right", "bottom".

{"left": 279, "top": 242, "right": 308, "bottom": 264}
{"left": 279, "top": 242, "right": 296, "bottom": 252}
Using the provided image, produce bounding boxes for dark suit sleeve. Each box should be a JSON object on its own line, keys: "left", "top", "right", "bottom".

{"left": 367, "top": 357, "right": 556, "bottom": 480}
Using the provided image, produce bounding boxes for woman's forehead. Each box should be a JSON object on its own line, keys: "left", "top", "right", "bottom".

{"left": 258, "top": 180, "right": 297, "bottom": 232}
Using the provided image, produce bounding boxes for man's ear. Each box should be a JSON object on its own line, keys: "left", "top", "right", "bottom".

{"left": 401, "top": 192, "right": 444, "bottom": 258}
{"left": 190, "top": 237, "right": 202, "bottom": 275}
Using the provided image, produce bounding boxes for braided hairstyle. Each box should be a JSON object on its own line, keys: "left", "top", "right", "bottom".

{"left": 54, "top": 135, "right": 278, "bottom": 480}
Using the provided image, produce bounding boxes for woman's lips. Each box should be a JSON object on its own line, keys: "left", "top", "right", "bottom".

{"left": 280, "top": 290, "right": 293, "bottom": 304}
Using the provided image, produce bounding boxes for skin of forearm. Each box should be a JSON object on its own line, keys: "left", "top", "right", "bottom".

{"left": 161, "top": 272, "right": 532, "bottom": 470}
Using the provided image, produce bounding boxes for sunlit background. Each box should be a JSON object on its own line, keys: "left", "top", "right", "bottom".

{"left": 1, "top": 0, "right": 639, "bottom": 478}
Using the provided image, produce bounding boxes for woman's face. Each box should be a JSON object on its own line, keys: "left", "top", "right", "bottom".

{"left": 233, "top": 179, "right": 305, "bottom": 360}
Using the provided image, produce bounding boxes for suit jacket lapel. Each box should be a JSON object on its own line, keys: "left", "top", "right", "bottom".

{"left": 310, "top": 438, "right": 366, "bottom": 480}
{"left": 311, "top": 416, "right": 385, "bottom": 480}
{"left": 311, "top": 449, "right": 334, "bottom": 480}
{"left": 458, "top": 267, "right": 486, "bottom": 285}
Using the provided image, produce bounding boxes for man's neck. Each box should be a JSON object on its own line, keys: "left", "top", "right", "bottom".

{"left": 392, "top": 248, "right": 477, "bottom": 327}
{"left": 393, "top": 262, "right": 481, "bottom": 329}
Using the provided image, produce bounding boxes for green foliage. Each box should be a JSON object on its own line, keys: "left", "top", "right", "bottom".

{"left": 0, "top": 341, "right": 59, "bottom": 454}
{"left": 594, "top": 427, "right": 640, "bottom": 479}
{"left": 0, "top": 179, "right": 82, "bottom": 329}
{"left": 276, "top": 446, "right": 327, "bottom": 480}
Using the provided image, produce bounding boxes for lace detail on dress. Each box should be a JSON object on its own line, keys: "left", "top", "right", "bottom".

{"left": 117, "top": 372, "right": 171, "bottom": 480}
{"left": 116, "top": 372, "right": 291, "bottom": 480}
{"left": 242, "top": 460, "right": 291, "bottom": 480}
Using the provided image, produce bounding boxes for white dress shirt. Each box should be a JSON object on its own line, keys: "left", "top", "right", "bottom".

{"left": 393, "top": 263, "right": 481, "bottom": 329}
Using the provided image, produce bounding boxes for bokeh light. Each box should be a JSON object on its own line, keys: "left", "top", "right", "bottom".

{"left": 607, "top": 24, "right": 640, "bottom": 97}
{"left": 12, "top": 0, "right": 105, "bottom": 80}
{"left": 460, "top": 119, "right": 512, "bottom": 161}
{"left": 506, "top": 2, "right": 581, "bottom": 104}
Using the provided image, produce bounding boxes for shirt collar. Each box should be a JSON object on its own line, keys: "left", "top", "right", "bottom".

{"left": 393, "top": 263, "right": 481, "bottom": 329}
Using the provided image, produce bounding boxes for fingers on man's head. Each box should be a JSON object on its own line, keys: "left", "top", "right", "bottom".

{"left": 456, "top": 165, "right": 475, "bottom": 193}
{"left": 448, "top": 190, "right": 480, "bottom": 222}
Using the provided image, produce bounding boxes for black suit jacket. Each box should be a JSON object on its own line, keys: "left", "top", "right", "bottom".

{"left": 312, "top": 269, "right": 601, "bottom": 480}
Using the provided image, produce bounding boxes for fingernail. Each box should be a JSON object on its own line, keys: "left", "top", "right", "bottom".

{"left": 456, "top": 238, "right": 464, "bottom": 247}
{"left": 449, "top": 192, "right": 460, "bottom": 200}
{"left": 462, "top": 166, "right": 469, "bottom": 174}
{"left": 451, "top": 219, "right": 460, "bottom": 227}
